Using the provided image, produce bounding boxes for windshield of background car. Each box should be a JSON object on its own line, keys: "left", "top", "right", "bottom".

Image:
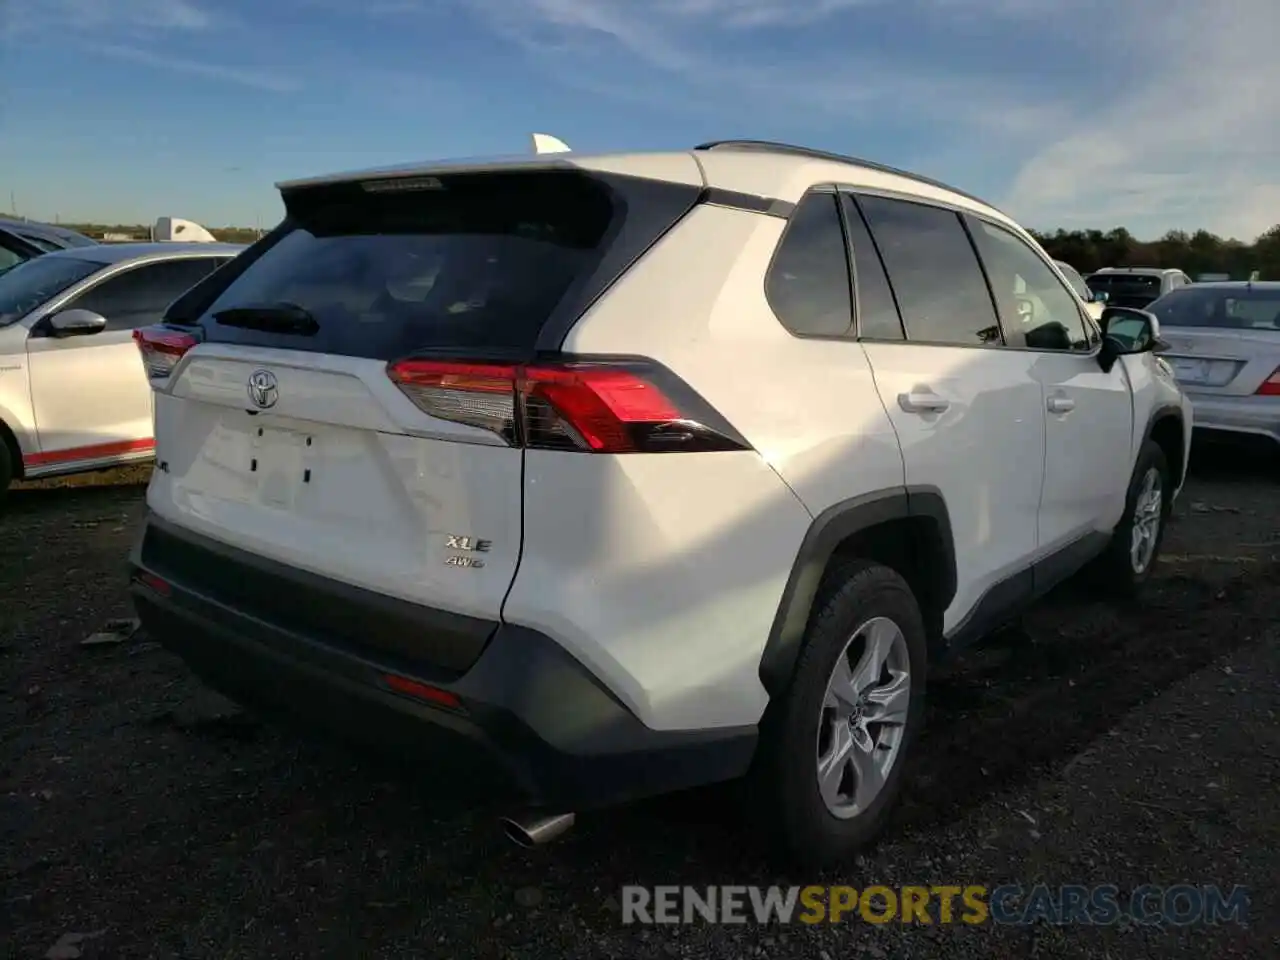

{"left": 53, "top": 231, "right": 98, "bottom": 248}
{"left": 1085, "top": 273, "right": 1163, "bottom": 304}
{"left": 0, "top": 256, "right": 101, "bottom": 326}
{"left": 21, "top": 234, "right": 63, "bottom": 253}
{"left": 1148, "top": 287, "right": 1280, "bottom": 330}
{"left": 0, "top": 246, "right": 25, "bottom": 275}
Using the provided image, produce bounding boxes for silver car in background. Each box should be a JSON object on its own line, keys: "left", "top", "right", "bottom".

{"left": 0, "top": 217, "right": 98, "bottom": 252}
{"left": 1087, "top": 267, "right": 1193, "bottom": 309}
{"left": 1146, "top": 281, "right": 1280, "bottom": 450}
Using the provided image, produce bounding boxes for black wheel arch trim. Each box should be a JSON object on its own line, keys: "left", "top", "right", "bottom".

{"left": 1143, "top": 402, "right": 1187, "bottom": 482}
{"left": 1144, "top": 402, "right": 1185, "bottom": 437}
{"left": 758, "top": 484, "right": 956, "bottom": 697}
{"left": 0, "top": 417, "right": 21, "bottom": 482}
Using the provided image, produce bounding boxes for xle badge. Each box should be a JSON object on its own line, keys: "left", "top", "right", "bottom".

{"left": 445, "top": 535, "right": 491, "bottom": 569}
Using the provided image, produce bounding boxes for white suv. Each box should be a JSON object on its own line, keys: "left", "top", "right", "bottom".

{"left": 127, "top": 141, "right": 1192, "bottom": 866}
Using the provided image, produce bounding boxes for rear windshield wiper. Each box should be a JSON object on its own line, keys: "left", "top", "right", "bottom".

{"left": 211, "top": 301, "right": 319, "bottom": 334}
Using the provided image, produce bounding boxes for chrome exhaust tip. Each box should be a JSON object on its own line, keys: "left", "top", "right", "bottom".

{"left": 499, "top": 811, "right": 576, "bottom": 847}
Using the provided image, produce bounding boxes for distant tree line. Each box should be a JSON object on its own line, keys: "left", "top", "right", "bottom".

{"left": 60, "top": 221, "right": 1280, "bottom": 280}
{"left": 64, "top": 223, "right": 262, "bottom": 245}
{"left": 1031, "top": 225, "right": 1280, "bottom": 280}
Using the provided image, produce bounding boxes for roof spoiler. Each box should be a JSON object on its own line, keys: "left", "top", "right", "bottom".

{"left": 531, "top": 133, "right": 572, "bottom": 154}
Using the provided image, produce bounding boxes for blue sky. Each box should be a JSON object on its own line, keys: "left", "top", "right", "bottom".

{"left": 2, "top": 0, "right": 1277, "bottom": 239}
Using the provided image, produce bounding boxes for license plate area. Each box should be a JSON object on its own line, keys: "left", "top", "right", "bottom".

{"left": 1169, "top": 357, "right": 1207, "bottom": 383}
{"left": 248, "top": 425, "right": 315, "bottom": 509}
{"left": 1167, "top": 356, "right": 1240, "bottom": 387}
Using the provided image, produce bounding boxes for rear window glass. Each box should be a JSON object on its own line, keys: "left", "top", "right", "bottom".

{"left": 1086, "top": 273, "right": 1162, "bottom": 304}
{"left": 0, "top": 256, "right": 101, "bottom": 326}
{"left": 197, "top": 171, "right": 630, "bottom": 360}
{"left": 1149, "top": 287, "right": 1280, "bottom": 330}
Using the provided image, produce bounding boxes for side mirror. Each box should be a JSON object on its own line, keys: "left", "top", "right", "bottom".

{"left": 1098, "top": 306, "right": 1159, "bottom": 372}
{"left": 47, "top": 308, "right": 107, "bottom": 337}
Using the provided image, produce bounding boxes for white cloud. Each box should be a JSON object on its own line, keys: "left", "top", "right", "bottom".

{"left": 2, "top": 0, "right": 212, "bottom": 38}
{"left": 3, "top": 0, "right": 298, "bottom": 94}
{"left": 469, "top": 0, "right": 1072, "bottom": 136}
{"left": 1003, "top": 0, "right": 1280, "bottom": 239}
{"left": 483, "top": 0, "right": 1050, "bottom": 33}
{"left": 91, "top": 42, "right": 298, "bottom": 92}
{"left": 559, "top": 0, "right": 877, "bottom": 28}
{"left": 468, "top": 0, "right": 1279, "bottom": 238}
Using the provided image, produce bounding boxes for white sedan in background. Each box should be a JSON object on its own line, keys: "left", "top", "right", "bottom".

{"left": 0, "top": 242, "right": 244, "bottom": 496}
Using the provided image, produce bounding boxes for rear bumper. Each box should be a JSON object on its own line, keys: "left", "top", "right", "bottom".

{"left": 1186, "top": 393, "right": 1280, "bottom": 446}
{"left": 129, "top": 515, "right": 756, "bottom": 810}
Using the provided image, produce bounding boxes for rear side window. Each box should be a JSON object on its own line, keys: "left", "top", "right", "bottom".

{"left": 195, "top": 170, "right": 697, "bottom": 360}
{"left": 857, "top": 195, "right": 1001, "bottom": 346}
{"left": 764, "top": 192, "right": 853, "bottom": 337}
{"left": 73, "top": 258, "right": 225, "bottom": 331}
{"left": 841, "top": 195, "right": 903, "bottom": 340}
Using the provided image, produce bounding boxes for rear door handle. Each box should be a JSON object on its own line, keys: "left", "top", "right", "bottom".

{"left": 1047, "top": 395, "right": 1075, "bottom": 414}
{"left": 898, "top": 391, "right": 950, "bottom": 414}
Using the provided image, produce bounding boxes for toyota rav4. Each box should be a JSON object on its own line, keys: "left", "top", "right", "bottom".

{"left": 127, "top": 140, "right": 1192, "bottom": 866}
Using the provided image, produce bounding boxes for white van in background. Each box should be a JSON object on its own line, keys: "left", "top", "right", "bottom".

{"left": 151, "top": 217, "right": 218, "bottom": 244}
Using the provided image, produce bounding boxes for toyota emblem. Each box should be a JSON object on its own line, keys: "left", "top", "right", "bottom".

{"left": 247, "top": 369, "right": 279, "bottom": 409}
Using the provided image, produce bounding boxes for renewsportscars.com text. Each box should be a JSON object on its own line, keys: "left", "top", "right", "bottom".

{"left": 620, "top": 884, "right": 1250, "bottom": 926}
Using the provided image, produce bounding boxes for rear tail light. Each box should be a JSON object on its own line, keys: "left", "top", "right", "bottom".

{"left": 387, "top": 357, "right": 750, "bottom": 454}
{"left": 1256, "top": 367, "right": 1280, "bottom": 396}
{"left": 133, "top": 325, "right": 200, "bottom": 381}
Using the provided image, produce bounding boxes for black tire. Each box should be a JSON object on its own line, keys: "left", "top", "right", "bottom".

{"left": 749, "top": 560, "right": 928, "bottom": 868}
{"left": 1088, "top": 439, "right": 1171, "bottom": 598}
{"left": 0, "top": 441, "right": 12, "bottom": 505}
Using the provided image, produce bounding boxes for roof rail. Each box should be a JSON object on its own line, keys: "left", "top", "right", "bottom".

{"left": 693, "top": 139, "right": 994, "bottom": 209}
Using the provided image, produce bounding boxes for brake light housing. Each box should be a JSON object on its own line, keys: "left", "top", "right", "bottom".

{"left": 1256, "top": 367, "right": 1280, "bottom": 396}
{"left": 133, "top": 325, "right": 201, "bottom": 381}
{"left": 387, "top": 357, "right": 750, "bottom": 454}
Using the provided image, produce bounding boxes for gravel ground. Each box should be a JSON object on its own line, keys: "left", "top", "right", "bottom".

{"left": 2, "top": 445, "right": 1277, "bottom": 959}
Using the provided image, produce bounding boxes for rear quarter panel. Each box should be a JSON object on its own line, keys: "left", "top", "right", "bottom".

{"left": 501, "top": 204, "right": 902, "bottom": 732}
{"left": 565, "top": 204, "right": 905, "bottom": 514}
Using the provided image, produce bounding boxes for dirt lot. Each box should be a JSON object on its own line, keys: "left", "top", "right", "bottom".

{"left": 2, "top": 446, "right": 1277, "bottom": 959}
